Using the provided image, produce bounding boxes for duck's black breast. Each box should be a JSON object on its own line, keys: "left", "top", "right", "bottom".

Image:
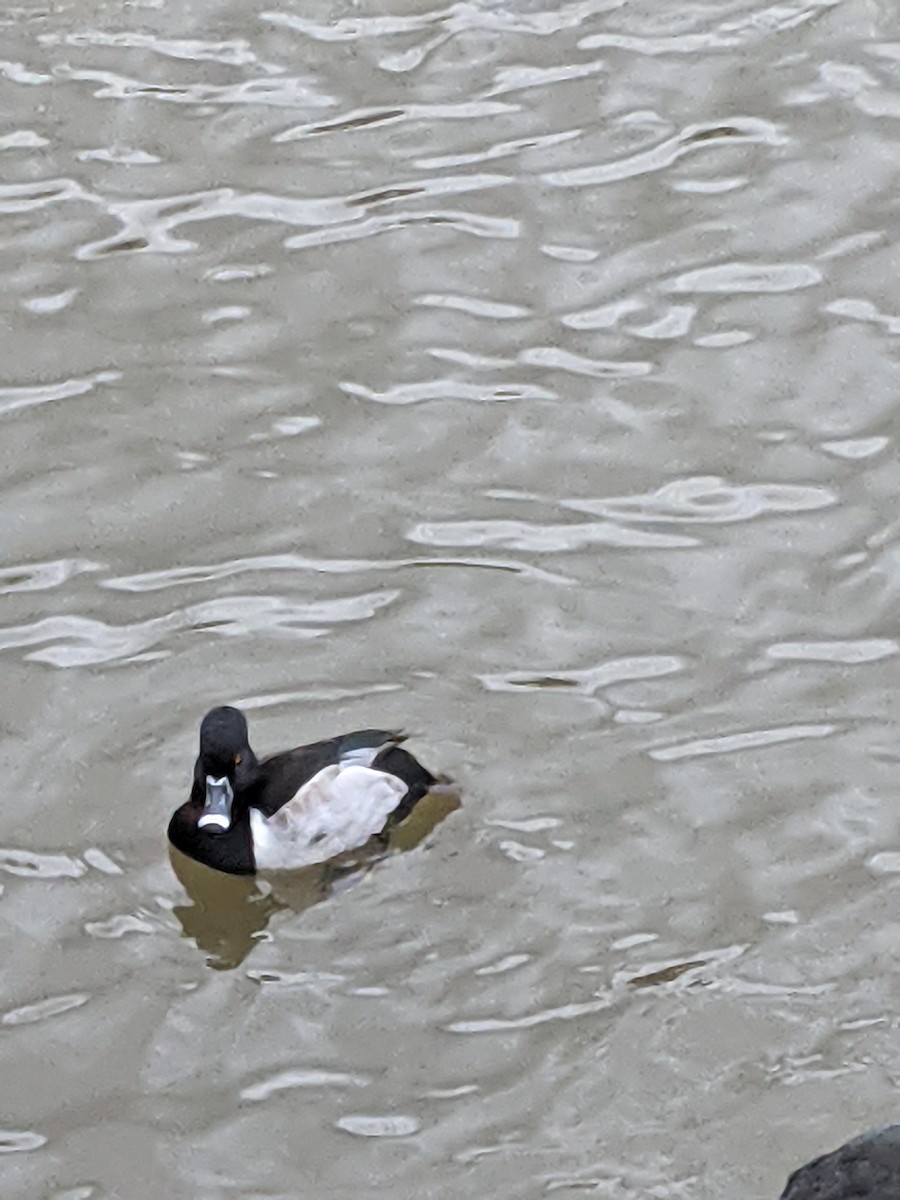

{"left": 167, "top": 802, "right": 256, "bottom": 876}
{"left": 780, "top": 1127, "right": 900, "bottom": 1200}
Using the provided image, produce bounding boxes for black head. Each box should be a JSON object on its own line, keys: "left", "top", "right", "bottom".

{"left": 192, "top": 706, "right": 259, "bottom": 836}
{"left": 199, "top": 706, "right": 251, "bottom": 777}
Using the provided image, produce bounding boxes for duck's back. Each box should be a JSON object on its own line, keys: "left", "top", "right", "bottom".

{"left": 255, "top": 730, "right": 408, "bottom": 816}
{"left": 780, "top": 1128, "right": 900, "bottom": 1200}
{"left": 245, "top": 728, "right": 439, "bottom": 870}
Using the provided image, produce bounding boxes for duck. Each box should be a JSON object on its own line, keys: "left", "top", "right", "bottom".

{"left": 167, "top": 705, "right": 443, "bottom": 876}
{"left": 779, "top": 1126, "right": 900, "bottom": 1199}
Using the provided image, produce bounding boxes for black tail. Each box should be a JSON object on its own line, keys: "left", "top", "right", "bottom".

{"left": 338, "top": 729, "right": 406, "bottom": 754}
{"left": 374, "top": 745, "right": 438, "bottom": 824}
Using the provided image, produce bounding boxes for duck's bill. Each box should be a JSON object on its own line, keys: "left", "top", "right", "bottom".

{"left": 198, "top": 776, "right": 234, "bottom": 833}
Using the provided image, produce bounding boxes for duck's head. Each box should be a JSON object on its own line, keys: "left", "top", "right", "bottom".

{"left": 195, "top": 706, "right": 259, "bottom": 834}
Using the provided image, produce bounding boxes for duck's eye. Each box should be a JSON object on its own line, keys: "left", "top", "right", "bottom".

{"left": 234, "top": 755, "right": 242, "bottom": 766}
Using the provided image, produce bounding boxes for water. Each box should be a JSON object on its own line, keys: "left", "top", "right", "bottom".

{"left": 2, "top": 0, "right": 899, "bottom": 1195}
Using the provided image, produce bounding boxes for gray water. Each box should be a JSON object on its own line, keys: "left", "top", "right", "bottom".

{"left": 2, "top": 0, "right": 900, "bottom": 1196}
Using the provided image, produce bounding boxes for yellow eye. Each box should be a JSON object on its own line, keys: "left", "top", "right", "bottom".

{"left": 234, "top": 755, "right": 242, "bottom": 766}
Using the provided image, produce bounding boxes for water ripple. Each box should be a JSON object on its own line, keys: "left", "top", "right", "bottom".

{"left": 241, "top": 1068, "right": 369, "bottom": 1102}
{"left": 498, "top": 840, "right": 545, "bottom": 863}
{"left": 0, "top": 850, "right": 86, "bottom": 879}
{"left": 261, "top": 9, "right": 439, "bottom": 42}
{"left": 649, "top": 723, "right": 837, "bottom": 762}
{"left": 562, "top": 476, "right": 835, "bottom": 524}
{"left": 0, "top": 1129, "right": 46, "bottom": 1154}
{"left": 824, "top": 297, "right": 900, "bottom": 336}
{"left": 42, "top": 30, "right": 261, "bottom": 68}
{"left": 59, "top": 65, "right": 334, "bottom": 109}
{"left": 0, "top": 177, "right": 89, "bottom": 214}
{"left": 246, "top": 969, "right": 347, "bottom": 991}
{"left": 234, "top": 685, "right": 400, "bottom": 711}
{"left": 821, "top": 437, "right": 889, "bottom": 461}
{"left": 767, "top": 639, "right": 897, "bottom": 664}
{"left": 415, "top": 293, "right": 531, "bottom": 320}
{"left": 340, "top": 378, "right": 553, "bottom": 405}
{"left": 77, "top": 188, "right": 346, "bottom": 258}
{"left": 867, "top": 852, "right": 900, "bottom": 876}
{"left": 84, "top": 912, "right": 156, "bottom": 938}
{"left": 614, "top": 944, "right": 746, "bottom": 991}
{"left": 663, "top": 262, "right": 822, "bottom": 294}
{"left": 578, "top": 30, "right": 732, "bottom": 54}
{"left": 276, "top": 100, "right": 518, "bottom": 142}
{"left": 481, "top": 655, "right": 684, "bottom": 696}
{"left": 0, "top": 370, "right": 120, "bottom": 418}
{"left": 545, "top": 117, "right": 785, "bottom": 188}
{"left": 416, "top": 127, "right": 582, "bottom": 170}
{"left": 562, "top": 296, "right": 645, "bottom": 331}
{"left": 0, "top": 59, "right": 52, "bottom": 86}
{"left": 336, "top": 1114, "right": 420, "bottom": 1138}
{"left": 475, "top": 953, "right": 532, "bottom": 976}
{"left": 486, "top": 61, "right": 607, "bottom": 101}
{"left": 277, "top": 107, "right": 405, "bottom": 139}
{"left": 284, "top": 208, "right": 520, "bottom": 251}
{"left": 447, "top": 994, "right": 613, "bottom": 1034}
{"left": 0, "top": 130, "right": 48, "bottom": 150}
{"left": 408, "top": 518, "right": 697, "bottom": 552}
{"left": 0, "top": 559, "right": 101, "bottom": 594}
{"left": 519, "top": 346, "right": 652, "bottom": 379}
{"left": 491, "top": 817, "right": 560, "bottom": 833}
{"left": 578, "top": 0, "right": 839, "bottom": 53}
{"left": 82, "top": 848, "right": 123, "bottom": 876}
{"left": 0, "top": 591, "right": 398, "bottom": 667}
{"left": 72, "top": 172, "right": 518, "bottom": 261}
{"left": 2, "top": 993, "right": 89, "bottom": 1026}
{"left": 105, "top": 554, "right": 349, "bottom": 591}
{"left": 104, "top": 552, "right": 571, "bottom": 591}
{"left": 790, "top": 60, "right": 900, "bottom": 118}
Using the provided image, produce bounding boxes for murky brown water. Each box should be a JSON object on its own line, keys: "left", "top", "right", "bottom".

{"left": 2, "top": 0, "right": 900, "bottom": 1195}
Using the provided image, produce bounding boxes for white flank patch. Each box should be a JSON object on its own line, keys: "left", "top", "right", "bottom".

{"left": 250, "top": 764, "right": 407, "bottom": 870}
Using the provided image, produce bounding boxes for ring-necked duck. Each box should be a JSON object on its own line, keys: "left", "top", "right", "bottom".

{"left": 168, "top": 706, "right": 442, "bottom": 876}
{"left": 779, "top": 1126, "right": 900, "bottom": 1199}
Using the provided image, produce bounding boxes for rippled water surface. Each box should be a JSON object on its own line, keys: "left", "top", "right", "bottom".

{"left": 3, "top": 0, "right": 900, "bottom": 1195}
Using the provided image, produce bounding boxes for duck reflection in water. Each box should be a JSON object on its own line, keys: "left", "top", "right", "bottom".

{"left": 169, "top": 786, "right": 460, "bottom": 970}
